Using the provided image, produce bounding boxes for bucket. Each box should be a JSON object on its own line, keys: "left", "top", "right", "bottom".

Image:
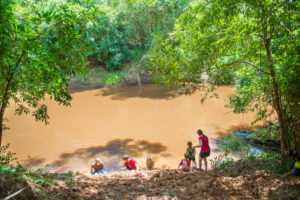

{"left": 293, "top": 162, "right": 300, "bottom": 176}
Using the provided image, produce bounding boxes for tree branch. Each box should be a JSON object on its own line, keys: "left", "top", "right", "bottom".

{"left": 222, "top": 60, "right": 271, "bottom": 75}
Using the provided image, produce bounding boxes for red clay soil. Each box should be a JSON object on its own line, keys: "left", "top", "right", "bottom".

{"left": 2, "top": 160, "right": 300, "bottom": 200}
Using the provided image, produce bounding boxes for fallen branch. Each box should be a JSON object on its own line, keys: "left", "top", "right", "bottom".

{"left": 4, "top": 187, "right": 27, "bottom": 200}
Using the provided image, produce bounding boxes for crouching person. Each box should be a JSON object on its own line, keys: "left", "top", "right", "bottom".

{"left": 91, "top": 158, "right": 106, "bottom": 175}
{"left": 122, "top": 155, "right": 140, "bottom": 171}
{"left": 178, "top": 153, "right": 190, "bottom": 172}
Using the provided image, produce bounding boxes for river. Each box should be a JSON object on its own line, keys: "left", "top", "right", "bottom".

{"left": 3, "top": 84, "right": 259, "bottom": 174}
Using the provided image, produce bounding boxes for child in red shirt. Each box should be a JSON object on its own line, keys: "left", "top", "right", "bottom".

{"left": 178, "top": 153, "right": 190, "bottom": 171}
{"left": 122, "top": 155, "right": 140, "bottom": 170}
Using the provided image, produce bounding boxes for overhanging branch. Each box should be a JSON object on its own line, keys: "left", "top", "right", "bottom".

{"left": 222, "top": 60, "right": 271, "bottom": 75}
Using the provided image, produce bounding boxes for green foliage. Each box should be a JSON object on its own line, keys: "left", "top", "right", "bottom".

{"left": 83, "top": 0, "right": 190, "bottom": 71}
{"left": 75, "top": 71, "right": 93, "bottom": 85}
{"left": 218, "top": 134, "right": 249, "bottom": 153}
{"left": 0, "top": 0, "right": 96, "bottom": 145}
{"left": 0, "top": 144, "right": 16, "bottom": 166}
{"left": 103, "top": 72, "right": 122, "bottom": 86}
{"left": 210, "top": 151, "right": 235, "bottom": 170}
{"left": 148, "top": 0, "right": 300, "bottom": 159}
{"left": 249, "top": 128, "right": 280, "bottom": 143}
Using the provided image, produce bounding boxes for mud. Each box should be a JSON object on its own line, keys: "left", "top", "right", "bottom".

{"left": 3, "top": 160, "right": 299, "bottom": 200}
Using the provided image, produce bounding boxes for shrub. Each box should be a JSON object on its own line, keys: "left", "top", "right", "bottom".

{"left": 0, "top": 144, "right": 16, "bottom": 166}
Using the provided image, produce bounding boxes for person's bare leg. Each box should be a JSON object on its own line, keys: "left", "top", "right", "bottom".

{"left": 204, "top": 157, "right": 208, "bottom": 171}
{"left": 199, "top": 158, "right": 203, "bottom": 170}
{"left": 193, "top": 160, "right": 197, "bottom": 168}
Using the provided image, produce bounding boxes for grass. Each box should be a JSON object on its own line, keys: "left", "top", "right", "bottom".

{"left": 248, "top": 127, "right": 280, "bottom": 142}
{"left": 0, "top": 144, "right": 77, "bottom": 199}
{"left": 216, "top": 132, "right": 294, "bottom": 174}
{"left": 103, "top": 72, "right": 122, "bottom": 86}
{"left": 217, "top": 134, "right": 249, "bottom": 153}
{"left": 74, "top": 68, "right": 123, "bottom": 88}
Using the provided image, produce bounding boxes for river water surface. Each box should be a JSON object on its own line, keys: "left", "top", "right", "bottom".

{"left": 3, "top": 85, "right": 259, "bottom": 174}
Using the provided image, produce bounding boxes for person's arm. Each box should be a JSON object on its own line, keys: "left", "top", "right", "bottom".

{"left": 194, "top": 139, "right": 202, "bottom": 148}
{"left": 90, "top": 165, "right": 94, "bottom": 174}
{"left": 178, "top": 160, "right": 182, "bottom": 169}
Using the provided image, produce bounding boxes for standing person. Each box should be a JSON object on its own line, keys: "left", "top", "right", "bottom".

{"left": 194, "top": 129, "right": 210, "bottom": 171}
{"left": 91, "top": 158, "right": 106, "bottom": 175}
{"left": 178, "top": 153, "right": 190, "bottom": 171}
{"left": 122, "top": 155, "right": 140, "bottom": 171}
{"left": 186, "top": 141, "right": 197, "bottom": 169}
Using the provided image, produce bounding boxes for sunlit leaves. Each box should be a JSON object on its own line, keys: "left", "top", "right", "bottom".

{"left": 0, "top": 0, "right": 95, "bottom": 128}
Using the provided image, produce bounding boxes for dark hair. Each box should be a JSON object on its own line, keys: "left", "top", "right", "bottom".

{"left": 197, "top": 129, "right": 203, "bottom": 135}
{"left": 184, "top": 153, "right": 189, "bottom": 158}
{"left": 187, "top": 141, "right": 192, "bottom": 145}
{"left": 197, "top": 129, "right": 207, "bottom": 139}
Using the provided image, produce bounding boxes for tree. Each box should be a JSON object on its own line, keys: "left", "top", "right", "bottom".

{"left": 0, "top": 0, "right": 95, "bottom": 146}
{"left": 148, "top": 0, "right": 300, "bottom": 159}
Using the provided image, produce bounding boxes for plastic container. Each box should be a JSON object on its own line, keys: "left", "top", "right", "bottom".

{"left": 293, "top": 162, "right": 300, "bottom": 176}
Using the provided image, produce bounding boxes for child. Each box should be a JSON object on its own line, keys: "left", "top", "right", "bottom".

{"left": 178, "top": 153, "right": 190, "bottom": 171}
{"left": 186, "top": 141, "right": 196, "bottom": 169}
{"left": 146, "top": 156, "right": 155, "bottom": 170}
{"left": 91, "top": 158, "right": 106, "bottom": 175}
{"left": 122, "top": 155, "right": 140, "bottom": 171}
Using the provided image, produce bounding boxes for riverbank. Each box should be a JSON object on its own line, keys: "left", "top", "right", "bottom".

{"left": 69, "top": 61, "right": 152, "bottom": 91}
{"left": 1, "top": 160, "right": 299, "bottom": 200}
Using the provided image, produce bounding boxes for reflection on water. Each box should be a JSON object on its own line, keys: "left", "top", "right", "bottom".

{"left": 4, "top": 84, "right": 260, "bottom": 174}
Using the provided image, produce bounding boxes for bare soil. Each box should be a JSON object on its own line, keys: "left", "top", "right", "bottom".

{"left": 2, "top": 160, "right": 299, "bottom": 200}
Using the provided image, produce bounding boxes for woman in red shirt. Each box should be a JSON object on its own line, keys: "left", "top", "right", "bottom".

{"left": 194, "top": 129, "right": 210, "bottom": 171}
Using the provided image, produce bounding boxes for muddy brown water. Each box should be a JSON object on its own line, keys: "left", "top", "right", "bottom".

{"left": 3, "top": 85, "right": 260, "bottom": 174}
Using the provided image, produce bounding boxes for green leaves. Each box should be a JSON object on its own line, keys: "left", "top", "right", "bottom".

{"left": 148, "top": 0, "right": 300, "bottom": 157}
{"left": 0, "top": 0, "right": 96, "bottom": 137}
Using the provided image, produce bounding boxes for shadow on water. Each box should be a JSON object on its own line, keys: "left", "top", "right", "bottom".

{"left": 23, "top": 156, "right": 46, "bottom": 168}
{"left": 95, "top": 85, "right": 178, "bottom": 100}
{"left": 51, "top": 138, "right": 169, "bottom": 171}
{"left": 215, "top": 123, "right": 265, "bottom": 137}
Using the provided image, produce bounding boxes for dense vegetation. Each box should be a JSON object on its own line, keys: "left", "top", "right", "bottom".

{"left": 0, "top": 0, "right": 299, "bottom": 163}
{"left": 148, "top": 0, "right": 300, "bottom": 160}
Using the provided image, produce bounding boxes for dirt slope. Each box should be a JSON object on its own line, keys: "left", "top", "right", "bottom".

{"left": 42, "top": 160, "right": 299, "bottom": 200}
{"left": 2, "top": 160, "right": 300, "bottom": 200}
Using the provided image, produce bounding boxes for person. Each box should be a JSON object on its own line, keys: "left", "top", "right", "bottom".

{"left": 91, "top": 158, "right": 106, "bottom": 175}
{"left": 146, "top": 156, "right": 155, "bottom": 170}
{"left": 194, "top": 129, "right": 210, "bottom": 171}
{"left": 122, "top": 155, "right": 140, "bottom": 171}
{"left": 178, "top": 153, "right": 190, "bottom": 171}
{"left": 186, "top": 141, "right": 196, "bottom": 169}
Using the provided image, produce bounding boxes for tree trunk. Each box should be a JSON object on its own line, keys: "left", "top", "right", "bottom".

{"left": 0, "top": 118, "right": 2, "bottom": 147}
{"left": 0, "top": 101, "right": 6, "bottom": 147}
{"left": 264, "top": 38, "right": 290, "bottom": 159}
{"left": 0, "top": 51, "right": 25, "bottom": 147}
{"left": 137, "top": 71, "right": 143, "bottom": 89}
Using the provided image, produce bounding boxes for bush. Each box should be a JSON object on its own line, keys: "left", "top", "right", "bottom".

{"left": 103, "top": 72, "right": 122, "bottom": 86}
{"left": 0, "top": 144, "right": 16, "bottom": 166}
{"left": 210, "top": 151, "right": 235, "bottom": 170}
{"left": 218, "top": 134, "right": 249, "bottom": 153}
